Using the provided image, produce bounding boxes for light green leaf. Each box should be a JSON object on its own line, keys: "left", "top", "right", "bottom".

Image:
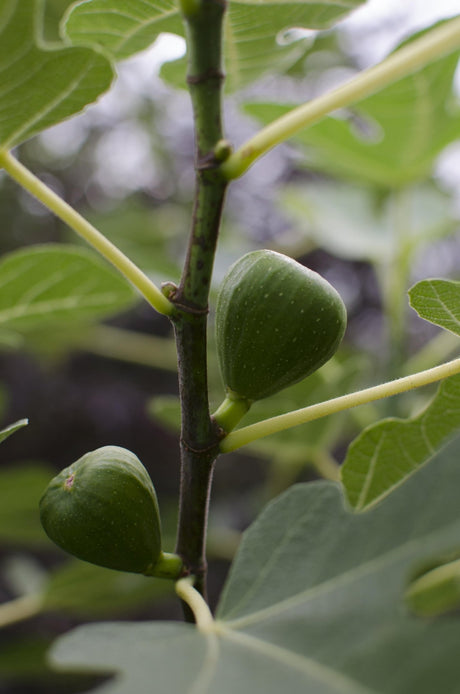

{"left": 334, "top": 278, "right": 460, "bottom": 511}
{"left": 341, "top": 374, "right": 460, "bottom": 511}
{"left": 43, "top": 0, "right": 76, "bottom": 41}
{"left": 64, "top": 0, "right": 185, "bottom": 60}
{"left": 0, "top": 245, "right": 136, "bottom": 332}
{"left": 405, "top": 558, "right": 460, "bottom": 617}
{"left": 279, "top": 183, "right": 455, "bottom": 263}
{"left": 80, "top": 201, "right": 185, "bottom": 282}
{"left": 409, "top": 279, "right": 460, "bottom": 336}
{"left": 245, "top": 31, "right": 460, "bottom": 186}
{"left": 148, "top": 394, "right": 181, "bottom": 433}
{"left": 52, "top": 437, "right": 460, "bottom": 692}
{"left": 0, "top": 0, "right": 114, "bottom": 149}
{"left": 43, "top": 560, "right": 174, "bottom": 617}
{"left": 0, "top": 463, "right": 53, "bottom": 545}
{"left": 0, "top": 418, "right": 27, "bottom": 445}
{"left": 0, "top": 329, "right": 24, "bottom": 348}
{"left": 65, "top": 0, "right": 365, "bottom": 92}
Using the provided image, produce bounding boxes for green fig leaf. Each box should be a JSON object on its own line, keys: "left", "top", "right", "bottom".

{"left": 79, "top": 201, "right": 185, "bottom": 281}
{"left": 341, "top": 374, "right": 460, "bottom": 511}
{"left": 405, "top": 558, "right": 460, "bottom": 617}
{"left": 43, "top": 560, "right": 174, "bottom": 617}
{"left": 341, "top": 276, "right": 460, "bottom": 511}
{"left": 409, "top": 279, "right": 460, "bottom": 336}
{"left": 279, "top": 183, "right": 455, "bottom": 263}
{"left": 0, "top": 463, "right": 54, "bottom": 545}
{"left": 65, "top": 0, "right": 365, "bottom": 92}
{"left": 43, "top": 0, "right": 76, "bottom": 41}
{"left": 245, "top": 30, "right": 460, "bottom": 187}
{"left": 0, "top": 0, "right": 113, "bottom": 149}
{"left": 52, "top": 437, "right": 460, "bottom": 693}
{"left": 0, "top": 245, "right": 136, "bottom": 333}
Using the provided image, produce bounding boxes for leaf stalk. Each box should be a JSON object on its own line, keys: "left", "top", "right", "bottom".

{"left": 221, "top": 16, "right": 460, "bottom": 180}
{"left": 0, "top": 150, "right": 174, "bottom": 316}
{"left": 221, "top": 357, "right": 460, "bottom": 453}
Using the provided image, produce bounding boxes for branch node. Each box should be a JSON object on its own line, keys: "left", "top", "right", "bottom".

{"left": 180, "top": 437, "right": 220, "bottom": 456}
{"left": 187, "top": 69, "right": 225, "bottom": 86}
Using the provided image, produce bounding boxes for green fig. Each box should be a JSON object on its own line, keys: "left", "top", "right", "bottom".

{"left": 215, "top": 250, "right": 347, "bottom": 404}
{"left": 39, "top": 446, "right": 162, "bottom": 574}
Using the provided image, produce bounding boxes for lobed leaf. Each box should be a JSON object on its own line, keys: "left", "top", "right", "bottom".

{"left": 65, "top": 0, "right": 365, "bottom": 92}
{"left": 52, "top": 436, "right": 460, "bottom": 693}
{"left": 245, "top": 30, "right": 460, "bottom": 187}
{"left": 409, "top": 279, "right": 460, "bottom": 336}
{"left": 341, "top": 277, "right": 460, "bottom": 511}
{"left": 341, "top": 374, "right": 460, "bottom": 511}
{"left": 0, "top": 0, "right": 113, "bottom": 149}
{"left": 0, "top": 245, "right": 136, "bottom": 332}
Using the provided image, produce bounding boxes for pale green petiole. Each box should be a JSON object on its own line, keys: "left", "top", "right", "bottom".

{"left": 220, "top": 357, "right": 460, "bottom": 453}
{"left": 0, "top": 150, "right": 174, "bottom": 317}
{"left": 0, "top": 594, "right": 43, "bottom": 628}
{"left": 212, "top": 393, "right": 251, "bottom": 433}
{"left": 221, "top": 16, "right": 460, "bottom": 180}
{"left": 405, "top": 558, "right": 460, "bottom": 617}
{"left": 145, "top": 552, "right": 184, "bottom": 580}
{"left": 175, "top": 576, "right": 215, "bottom": 632}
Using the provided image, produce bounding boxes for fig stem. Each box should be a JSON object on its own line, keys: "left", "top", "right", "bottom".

{"left": 220, "top": 357, "right": 460, "bottom": 453}
{"left": 172, "top": 0, "right": 228, "bottom": 617}
{"left": 0, "top": 150, "right": 174, "bottom": 317}
{"left": 175, "top": 577, "right": 215, "bottom": 632}
{"left": 146, "top": 552, "right": 184, "bottom": 580}
{"left": 212, "top": 394, "right": 251, "bottom": 434}
{"left": 221, "top": 16, "right": 460, "bottom": 180}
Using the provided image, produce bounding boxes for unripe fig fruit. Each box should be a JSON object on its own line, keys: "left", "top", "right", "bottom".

{"left": 39, "top": 446, "right": 162, "bottom": 574}
{"left": 215, "top": 250, "right": 347, "bottom": 402}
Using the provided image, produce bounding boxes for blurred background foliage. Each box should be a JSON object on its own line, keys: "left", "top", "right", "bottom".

{"left": 1, "top": 0, "right": 460, "bottom": 691}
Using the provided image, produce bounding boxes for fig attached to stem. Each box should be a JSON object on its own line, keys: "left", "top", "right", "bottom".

{"left": 214, "top": 250, "right": 347, "bottom": 431}
{"left": 40, "top": 446, "right": 182, "bottom": 579}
